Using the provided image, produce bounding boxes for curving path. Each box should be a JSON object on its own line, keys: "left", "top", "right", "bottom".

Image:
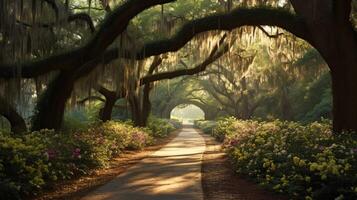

{"left": 82, "top": 127, "right": 205, "bottom": 200}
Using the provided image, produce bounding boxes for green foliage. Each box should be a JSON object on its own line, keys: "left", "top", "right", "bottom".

{"left": 167, "top": 118, "right": 183, "bottom": 129}
{"left": 147, "top": 116, "right": 177, "bottom": 138}
{"left": 211, "top": 116, "right": 240, "bottom": 141}
{"left": 194, "top": 120, "right": 216, "bottom": 134}
{"left": 213, "top": 117, "right": 357, "bottom": 199}
{"left": 0, "top": 131, "right": 48, "bottom": 199}
{"left": 62, "top": 108, "right": 97, "bottom": 133}
{"left": 0, "top": 121, "right": 158, "bottom": 198}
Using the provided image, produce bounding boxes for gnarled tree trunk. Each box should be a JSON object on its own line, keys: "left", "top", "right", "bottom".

{"left": 99, "top": 96, "right": 116, "bottom": 122}
{"left": 32, "top": 72, "right": 74, "bottom": 131}
{"left": 0, "top": 97, "right": 27, "bottom": 134}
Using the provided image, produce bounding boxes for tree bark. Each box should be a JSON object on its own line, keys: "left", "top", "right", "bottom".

{"left": 0, "top": 0, "right": 175, "bottom": 78}
{"left": 128, "top": 92, "right": 146, "bottom": 127}
{"left": 32, "top": 72, "right": 74, "bottom": 131}
{"left": 0, "top": 97, "right": 27, "bottom": 134}
{"left": 100, "top": 96, "right": 116, "bottom": 122}
{"left": 141, "top": 83, "right": 152, "bottom": 126}
{"left": 96, "top": 85, "right": 121, "bottom": 122}
{"left": 330, "top": 60, "right": 357, "bottom": 133}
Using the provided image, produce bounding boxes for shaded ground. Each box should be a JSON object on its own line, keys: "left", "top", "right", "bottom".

{"left": 200, "top": 130, "right": 287, "bottom": 200}
{"left": 33, "top": 130, "right": 180, "bottom": 200}
{"left": 82, "top": 128, "right": 205, "bottom": 200}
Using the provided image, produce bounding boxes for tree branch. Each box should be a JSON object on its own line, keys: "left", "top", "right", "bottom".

{"left": 140, "top": 34, "right": 231, "bottom": 85}
{"left": 78, "top": 96, "right": 106, "bottom": 104}
{"left": 0, "top": 0, "right": 176, "bottom": 78}
{"left": 257, "top": 26, "right": 284, "bottom": 38}
{"left": 127, "top": 7, "right": 310, "bottom": 59}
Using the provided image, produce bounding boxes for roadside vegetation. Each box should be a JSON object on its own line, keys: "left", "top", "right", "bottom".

{"left": 196, "top": 118, "right": 357, "bottom": 199}
{"left": 0, "top": 117, "right": 179, "bottom": 199}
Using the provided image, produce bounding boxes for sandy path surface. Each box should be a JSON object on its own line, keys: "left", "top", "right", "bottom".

{"left": 82, "top": 128, "right": 205, "bottom": 200}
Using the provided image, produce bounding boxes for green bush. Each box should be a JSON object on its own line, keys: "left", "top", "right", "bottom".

{"left": 167, "top": 119, "right": 183, "bottom": 129}
{"left": 0, "top": 131, "right": 49, "bottom": 199}
{"left": 147, "top": 117, "right": 176, "bottom": 138}
{"left": 194, "top": 120, "right": 216, "bottom": 134}
{"left": 0, "top": 121, "right": 153, "bottom": 199}
{"left": 215, "top": 117, "right": 357, "bottom": 199}
{"left": 211, "top": 116, "right": 238, "bottom": 141}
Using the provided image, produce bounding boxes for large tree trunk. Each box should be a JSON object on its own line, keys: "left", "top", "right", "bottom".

{"left": 100, "top": 96, "right": 116, "bottom": 122}
{"left": 309, "top": 20, "right": 357, "bottom": 133}
{"left": 128, "top": 83, "right": 153, "bottom": 127}
{"left": 298, "top": 1, "right": 357, "bottom": 133}
{"left": 128, "top": 92, "right": 146, "bottom": 127}
{"left": 32, "top": 72, "right": 74, "bottom": 131}
{"left": 0, "top": 97, "right": 27, "bottom": 134}
{"left": 141, "top": 83, "right": 153, "bottom": 126}
{"left": 330, "top": 61, "right": 357, "bottom": 133}
{"left": 97, "top": 86, "right": 124, "bottom": 122}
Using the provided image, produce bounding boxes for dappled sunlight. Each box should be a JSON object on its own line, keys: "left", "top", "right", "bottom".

{"left": 82, "top": 128, "right": 205, "bottom": 200}
{"left": 0, "top": 0, "right": 355, "bottom": 199}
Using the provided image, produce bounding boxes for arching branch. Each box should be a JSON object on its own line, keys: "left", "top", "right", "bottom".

{"left": 127, "top": 7, "right": 309, "bottom": 59}
{"left": 0, "top": 0, "right": 176, "bottom": 78}
{"left": 140, "top": 34, "right": 231, "bottom": 85}
{"left": 95, "top": 7, "right": 310, "bottom": 65}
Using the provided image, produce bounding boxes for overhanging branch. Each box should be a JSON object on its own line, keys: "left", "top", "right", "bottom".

{"left": 127, "top": 7, "right": 309, "bottom": 59}
{"left": 140, "top": 34, "right": 232, "bottom": 85}
{"left": 0, "top": 0, "right": 176, "bottom": 78}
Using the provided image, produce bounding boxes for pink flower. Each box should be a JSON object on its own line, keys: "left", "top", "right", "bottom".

{"left": 72, "top": 148, "right": 81, "bottom": 158}
{"left": 45, "top": 149, "right": 57, "bottom": 160}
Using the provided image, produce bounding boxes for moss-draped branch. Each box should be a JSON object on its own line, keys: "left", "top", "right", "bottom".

{"left": 0, "top": 6, "right": 309, "bottom": 83}
{"left": 0, "top": 0, "right": 175, "bottom": 78}
{"left": 129, "top": 7, "right": 310, "bottom": 59}
{"left": 140, "top": 34, "right": 230, "bottom": 85}
{"left": 103, "top": 7, "right": 310, "bottom": 64}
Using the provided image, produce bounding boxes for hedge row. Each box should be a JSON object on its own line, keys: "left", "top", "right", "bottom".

{"left": 0, "top": 119, "right": 178, "bottom": 199}
{"left": 204, "top": 117, "right": 357, "bottom": 200}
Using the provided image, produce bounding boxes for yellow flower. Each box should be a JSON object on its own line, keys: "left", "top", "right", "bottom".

{"left": 293, "top": 156, "right": 300, "bottom": 166}
{"left": 310, "top": 163, "right": 318, "bottom": 171}
{"left": 299, "top": 160, "right": 306, "bottom": 167}
{"left": 305, "top": 196, "right": 313, "bottom": 200}
{"left": 271, "top": 163, "right": 276, "bottom": 171}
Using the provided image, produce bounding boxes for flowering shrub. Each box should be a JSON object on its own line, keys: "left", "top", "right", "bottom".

{"left": 0, "top": 131, "right": 49, "bottom": 199}
{"left": 213, "top": 118, "right": 357, "bottom": 199}
{"left": 0, "top": 119, "right": 174, "bottom": 199}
